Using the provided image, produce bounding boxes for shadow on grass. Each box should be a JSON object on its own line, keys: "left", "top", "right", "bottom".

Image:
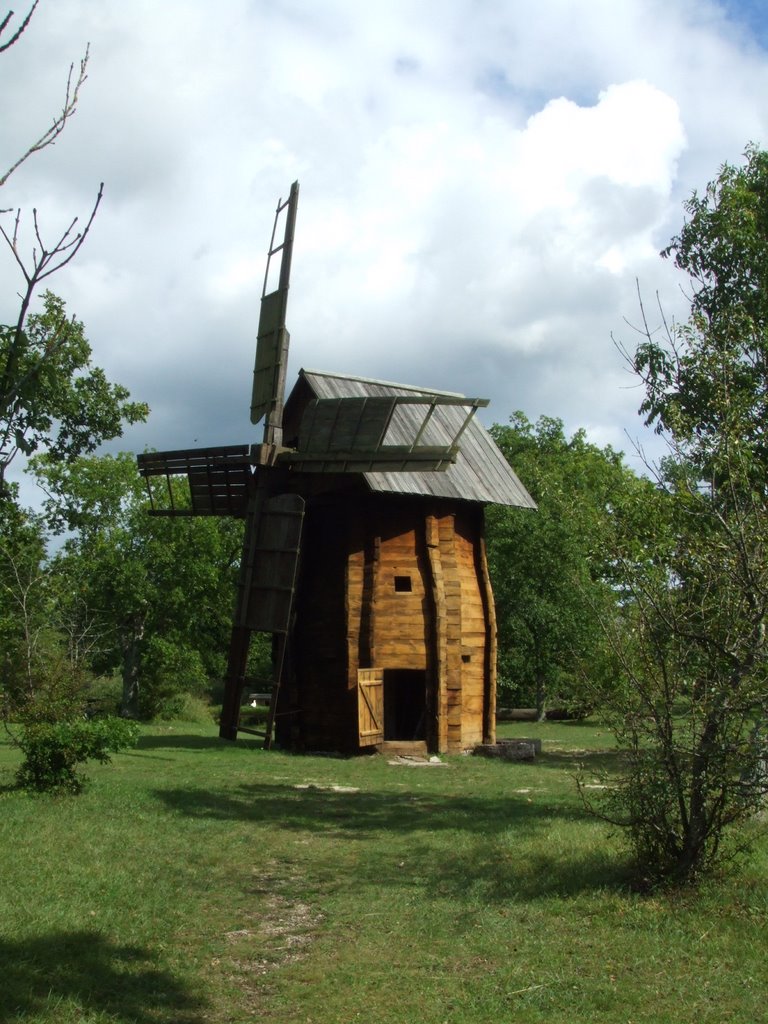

{"left": 0, "top": 930, "right": 206, "bottom": 1024}
{"left": 154, "top": 780, "right": 630, "bottom": 899}
{"left": 536, "top": 749, "right": 627, "bottom": 775}
{"left": 136, "top": 734, "right": 261, "bottom": 752}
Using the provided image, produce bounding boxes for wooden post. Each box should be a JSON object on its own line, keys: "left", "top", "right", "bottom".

{"left": 220, "top": 624, "right": 251, "bottom": 740}
{"left": 477, "top": 520, "right": 497, "bottom": 745}
{"left": 425, "top": 514, "right": 448, "bottom": 753}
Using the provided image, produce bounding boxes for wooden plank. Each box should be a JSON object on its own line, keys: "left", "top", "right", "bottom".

{"left": 375, "top": 597, "right": 426, "bottom": 619}
{"left": 368, "top": 534, "right": 380, "bottom": 667}
{"left": 250, "top": 182, "right": 298, "bottom": 427}
{"left": 438, "top": 514, "right": 463, "bottom": 741}
{"left": 219, "top": 623, "right": 252, "bottom": 741}
{"left": 138, "top": 446, "right": 253, "bottom": 517}
{"left": 424, "top": 514, "right": 447, "bottom": 753}
{"left": 301, "top": 398, "right": 395, "bottom": 452}
{"left": 357, "top": 668, "right": 384, "bottom": 745}
{"left": 281, "top": 448, "right": 458, "bottom": 473}
{"left": 478, "top": 527, "right": 497, "bottom": 745}
{"left": 137, "top": 445, "right": 250, "bottom": 475}
{"left": 346, "top": 524, "right": 365, "bottom": 691}
{"left": 243, "top": 493, "right": 305, "bottom": 633}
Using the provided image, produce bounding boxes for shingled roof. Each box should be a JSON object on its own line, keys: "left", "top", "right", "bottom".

{"left": 282, "top": 369, "right": 536, "bottom": 509}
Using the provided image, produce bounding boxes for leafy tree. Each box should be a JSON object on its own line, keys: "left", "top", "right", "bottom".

{"left": 0, "top": 492, "right": 120, "bottom": 723}
{"left": 0, "top": 499, "right": 49, "bottom": 713}
{"left": 0, "top": 292, "right": 147, "bottom": 493}
{"left": 661, "top": 142, "right": 768, "bottom": 330}
{"left": 602, "top": 145, "right": 768, "bottom": 885}
{"left": 487, "top": 413, "right": 642, "bottom": 719}
{"left": 1, "top": 3, "right": 107, "bottom": 496}
{"left": 31, "top": 452, "right": 243, "bottom": 718}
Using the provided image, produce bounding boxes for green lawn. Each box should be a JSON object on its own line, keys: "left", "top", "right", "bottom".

{"left": 1, "top": 718, "right": 766, "bottom": 1023}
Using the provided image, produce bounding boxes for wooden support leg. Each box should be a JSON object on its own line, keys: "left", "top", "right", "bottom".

{"left": 263, "top": 632, "right": 288, "bottom": 750}
{"left": 219, "top": 625, "right": 252, "bottom": 740}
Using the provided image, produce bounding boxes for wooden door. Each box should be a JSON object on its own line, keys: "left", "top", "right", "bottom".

{"left": 357, "top": 668, "right": 384, "bottom": 746}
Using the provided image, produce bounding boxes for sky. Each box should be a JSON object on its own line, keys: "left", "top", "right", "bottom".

{"left": 2, "top": 0, "right": 768, "bottom": 501}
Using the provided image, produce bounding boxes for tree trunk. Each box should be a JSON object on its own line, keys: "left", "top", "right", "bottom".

{"left": 120, "top": 612, "right": 145, "bottom": 718}
{"left": 535, "top": 666, "right": 546, "bottom": 722}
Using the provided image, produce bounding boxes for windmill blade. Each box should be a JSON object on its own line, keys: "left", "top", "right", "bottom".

{"left": 238, "top": 492, "right": 305, "bottom": 633}
{"left": 250, "top": 181, "right": 300, "bottom": 443}
{"left": 137, "top": 445, "right": 253, "bottom": 516}
{"left": 278, "top": 394, "right": 489, "bottom": 473}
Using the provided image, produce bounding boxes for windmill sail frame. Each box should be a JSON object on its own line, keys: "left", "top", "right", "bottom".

{"left": 250, "top": 181, "right": 299, "bottom": 443}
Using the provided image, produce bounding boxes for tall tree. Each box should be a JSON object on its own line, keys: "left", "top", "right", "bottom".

{"left": 487, "top": 413, "right": 642, "bottom": 719}
{"left": 0, "top": 292, "right": 147, "bottom": 494}
{"left": 32, "top": 452, "right": 243, "bottom": 718}
{"left": 603, "top": 145, "right": 768, "bottom": 885}
{"left": 0, "top": 500, "right": 48, "bottom": 712}
{"left": 1, "top": 3, "right": 106, "bottom": 496}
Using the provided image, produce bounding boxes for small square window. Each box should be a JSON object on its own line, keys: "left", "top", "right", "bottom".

{"left": 462, "top": 654, "right": 472, "bottom": 664}
{"left": 394, "top": 575, "right": 412, "bottom": 593}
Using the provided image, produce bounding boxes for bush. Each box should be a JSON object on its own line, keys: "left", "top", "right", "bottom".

{"left": 139, "top": 637, "right": 209, "bottom": 720}
{"left": 83, "top": 674, "right": 122, "bottom": 717}
{"left": 156, "top": 693, "right": 216, "bottom": 724}
{"left": 16, "top": 716, "right": 139, "bottom": 794}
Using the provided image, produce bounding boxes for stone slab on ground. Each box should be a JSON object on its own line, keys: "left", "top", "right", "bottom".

{"left": 473, "top": 740, "right": 536, "bottom": 762}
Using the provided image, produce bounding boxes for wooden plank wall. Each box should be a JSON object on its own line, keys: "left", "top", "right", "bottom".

{"left": 451, "top": 509, "right": 488, "bottom": 749}
{"left": 477, "top": 526, "right": 497, "bottom": 744}
{"left": 436, "top": 514, "right": 463, "bottom": 752}
{"left": 286, "top": 495, "right": 494, "bottom": 755}
{"left": 345, "top": 517, "right": 366, "bottom": 701}
{"left": 371, "top": 518, "right": 430, "bottom": 671}
{"left": 425, "top": 515, "right": 447, "bottom": 752}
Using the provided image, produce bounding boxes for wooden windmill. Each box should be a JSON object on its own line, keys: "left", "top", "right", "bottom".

{"left": 138, "top": 183, "right": 535, "bottom": 754}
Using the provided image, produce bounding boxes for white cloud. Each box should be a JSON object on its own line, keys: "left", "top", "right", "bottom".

{"left": 1, "top": 0, "right": 768, "bottom": 500}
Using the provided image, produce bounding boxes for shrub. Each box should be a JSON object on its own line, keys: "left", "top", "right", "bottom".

{"left": 16, "top": 716, "right": 139, "bottom": 794}
{"left": 83, "top": 674, "right": 123, "bottom": 717}
{"left": 139, "top": 637, "right": 208, "bottom": 720}
{"left": 156, "top": 693, "right": 216, "bottom": 724}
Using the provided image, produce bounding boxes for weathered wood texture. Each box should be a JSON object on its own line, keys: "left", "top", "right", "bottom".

{"left": 284, "top": 371, "right": 536, "bottom": 509}
{"left": 357, "top": 668, "right": 384, "bottom": 745}
{"left": 279, "top": 494, "right": 495, "bottom": 755}
{"left": 453, "top": 508, "right": 489, "bottom": 750}
{"left": 137, "top": 445, "right": 252, "bottom": 517}
{"left": 425, "top": 514, "right": 448, "bottom": 752}
{"left": 240, "top": 493, "right": 305, "bottom": 633}
{"left": 371, "top": 518, "right": 430, "bottom": 670}
{"left": 478, "top": 531, "right": 497, "bottom": 744}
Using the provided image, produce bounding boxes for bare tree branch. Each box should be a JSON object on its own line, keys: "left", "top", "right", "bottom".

{"left": 0, "top": 43, "right": 89, "bottom": 188}
{"left": 0, "top": 1, "right": 39, "bottom": 54}
{"left": 0, "top": 183, "right": 104, "bottom": 424}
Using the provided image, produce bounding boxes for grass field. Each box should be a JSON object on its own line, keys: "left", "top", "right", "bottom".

{"left": 1, "top": 718, "right": 766, "bottom": 1023}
